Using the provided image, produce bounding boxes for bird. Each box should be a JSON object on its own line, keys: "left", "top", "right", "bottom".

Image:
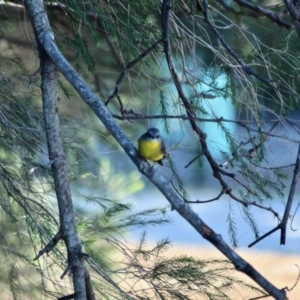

{"left": 138, "top": 128, "right": 166, "bottom": 165}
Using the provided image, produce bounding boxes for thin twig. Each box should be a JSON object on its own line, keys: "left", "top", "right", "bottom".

{"left": 86, "top": 257, "right": 137, "bottom": 300}
{"left": 105, "top": 38, "right": 163, "bottom": 106}
{"left": 188, "top": 190, "right": 224, "bottom": 203}
{"left": 234, "top": 0, "right": 292, "bottom": 29}
{"left": 112, "top": 113, "right": 300, "bottom": 143}
{"left": 215, "top": 0, "right": 256, "bottom": 17}
{"left": 230, "top": 177, "right": 259, "bottom": 196}
{"left": 202, "top": 0, "right": 277, "bottom": 86}
{"left": 251, "top": 162, "right": 296, "bottom": 170}
{"left": 284, "top": 0, "right": 300, "bottom": 37}
{"left": 0, "top": 163, "right": 58, "bottom": 226}
{"left": 163, "top": 0, "right": 284, "bottom": 248}
{"left": 290, "top": 201, "right": 300, "bottom": 231}
{"left": 248, "top": 225, "right": 280, "bottom": 248}
{"left": 57, "top": 294, "right": 76, "bottom": 300}
{"left": 185, "top": 153, "right": 202, "bottom": 168}
{"left": 34, "top": 231, "right": 63, "bottom": 260}
{"left": 163, "top": 0, "right": 282, "bottom": 222}
{"left": 280, "top": 141, "right": 300, "bottom": 244}
{"left": 249, "top": 293, "right": 272, "bottom": 299}
{"left": 220, "top": 120, "right": 281, "bottom": 171}
{"left": 228, "top": 191, "right": 280, "bottom": 219}
{"left": 249, "top": 142, "right": 300, "bottom": 247}
{"left": 162, "top": 0, "right": 233, "bottom": 198}
{"left": 61, "top": 264, "right": 72, "bottom": 279}
{"left": 116, "top": 95, "right": 125, "bottom": 116}
{"left": 286, "top": 264, "right": 300, "bottom": 291}
{"left": 29, "top": 66, "right": 41, "bottom": 87}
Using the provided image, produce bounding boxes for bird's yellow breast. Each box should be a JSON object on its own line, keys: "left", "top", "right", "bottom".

{"left": 138, "top": 139, "right": 165, "bottom": 162}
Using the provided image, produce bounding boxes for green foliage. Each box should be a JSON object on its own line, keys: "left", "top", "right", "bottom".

{"left": 78, "top": 204, "right": 170, "bottom": 270}
{"left": 84, "top": 203, "right": 169, "bottom": 236}
{"left": 159, "top": 89, "right": 171, "bottom": 133}
{"left": 0, "top": 50, "right": 148, "bottom": 299}
{"left": 167, "top": 155, "right": 190, "bottom": 203}
{"left": 103, "top": 235, "right": 265, "bottom": 299}
{"left": 241, "top": 206, "right": 260, "bottom": 240}
{"left": 227, "top": 201, "right": 238, "bottom": 248}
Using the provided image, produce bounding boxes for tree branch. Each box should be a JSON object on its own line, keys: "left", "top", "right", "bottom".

{"left": 202, "top": 0, "right": 278, "bottom": 86}
{"left": 234, "top": 0, "right": 292, "bottom": 29}
{"left": 24, "top": 0, "right": 287, "bottom": 298}
{"left": 0, "top": 163, "right": 59, "bottom": 226}
{"left": 86, "top": 257, "right": 137, "bottom": 300}
{"left": 249, "top": 141, "right": 300, "bottom": 247}
{"left": 105, "top": 38, "right": 163, "bottom": 106}
{"left": 187, "top": 189, "right": 224, "bottom": 203}
{"left": 284, "top": 0, "right": 300, "bottom": 37}
{"left": 33, "top": 231, "right": 63, "bottom": 260}
{"left": 280, "top": 141, "right": 300, "bottom": 244}
{"left": 112, "top": 114, "right": 300, "bottom": 142}
{"left": 162, "top": 1, "right": 286, "bottom": 298}
{"left": 25, "top": 1, "right": 93, "bottom": 299}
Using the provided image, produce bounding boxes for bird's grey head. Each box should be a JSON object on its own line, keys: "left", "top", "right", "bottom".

{"left": 146, "top": 128, "right": 161, "bottom": 139}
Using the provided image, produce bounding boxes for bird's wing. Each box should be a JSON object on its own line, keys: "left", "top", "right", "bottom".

{"left": 161, "top": 139, "right": 167, "bottom": 157}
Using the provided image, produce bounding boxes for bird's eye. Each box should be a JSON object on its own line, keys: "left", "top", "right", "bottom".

{"left": 155, "top": 134, "right": 160, "bottom": 138}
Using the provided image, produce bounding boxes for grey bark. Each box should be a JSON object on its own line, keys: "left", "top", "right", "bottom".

{"left": 25, "top": 1, "right": 95, "bottom": 299}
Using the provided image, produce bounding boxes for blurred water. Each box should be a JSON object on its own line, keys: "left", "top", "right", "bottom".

{"left": 73, "top": 108, "right": 300, "bottom": 255}
{"left": 121, "top": 114, "right": 300, "bottom": 254}
{"left": 126, "top": 187, "right": 300, "bottom": 254}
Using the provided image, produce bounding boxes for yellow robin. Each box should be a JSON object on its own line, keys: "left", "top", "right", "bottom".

{"left": 138, "top": 128, "right": 166, "bottom": 165}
